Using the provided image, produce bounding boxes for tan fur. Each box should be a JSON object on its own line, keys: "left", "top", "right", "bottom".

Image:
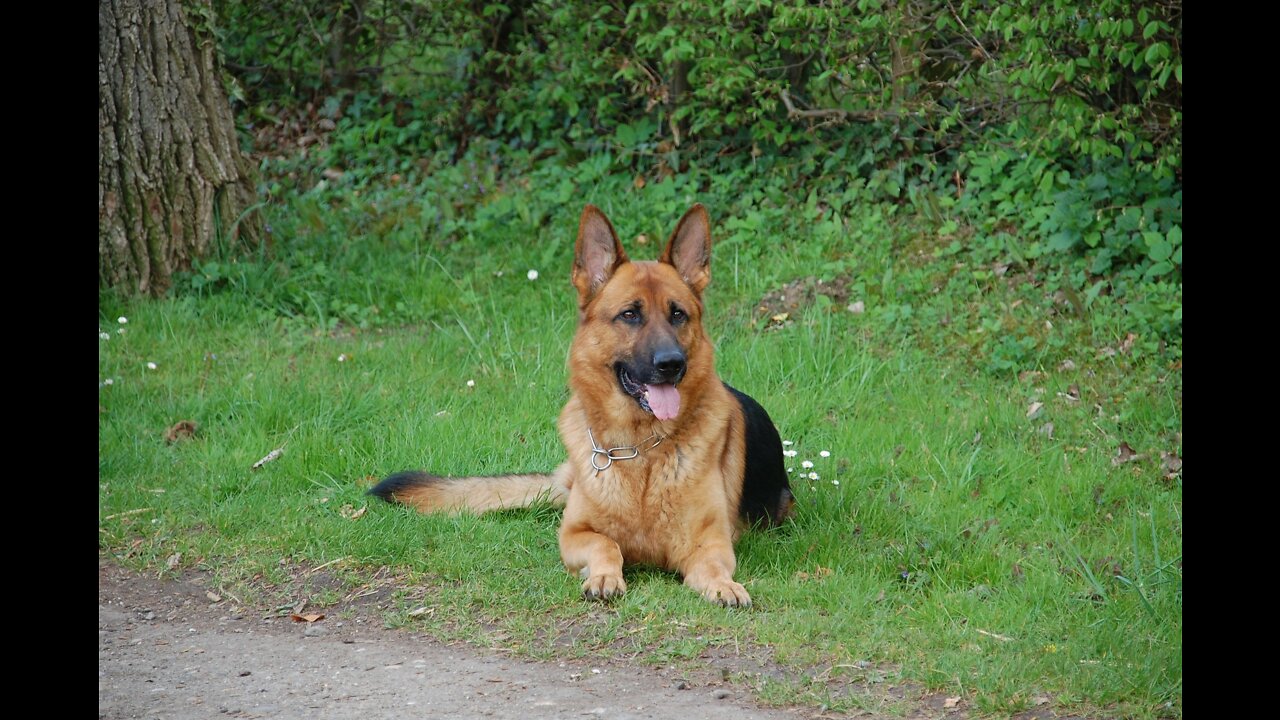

{"left": 556, "top": 205, "right": 754, "bottom": 606}
{"left": 383, "top": 469, "right": 571, "bottom": 513}
{"left": 381, "top": 204, "right": 760, "bottom": 607}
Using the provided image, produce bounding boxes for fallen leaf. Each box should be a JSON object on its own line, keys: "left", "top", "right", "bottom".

{"left": 164, "top": 420, "right": 198, "bottom": 443}
{"left": 1026, "top": 401, "right": 1044, "bottom": 419}
{"left": 407, "top": 606, "right": 434, "bottom": 618}
{"left": 1112, "top": 442, "right": 1144, "bottom": 467}
{"left": 1033, "top": 695, "right": 1051, "bottom": 706}
{"left": 339, "top": 504, "right": 367, "bottom": 520}
{"left": 1058, "top": 359, "right": 1077, "bottom": 372}
{"left": 1057, "top": 384, "right": 1081, "bottom": 403}
{"left": 634, "top": 233, "right": 648, "bottom": 246}
{"left": 322, "top": 167, "right": 344, "bottom": 181}
{"left": 290, "top": 613, "right": 325, "bottom": 623}
{"left": 206, "top": 591, "right": 222, "bottom": 603}
{"left": 1119, "top": 332, "right": 1137, "bottom": 354}
{"left": 1018, "top": 370, "right": 1043, "bottom": 384}
{"left": 1161, "top": 451, "right": 1182, "bottom": 479}
{"left": 166, "top": 552, "right": 182, "bottom": 570}
{"left": 943, "top": 696, "right": 961, "bottom": 709}
{"left": 1038, "top": 422, "right": 1055, "bottom": 439}
{"left": 793, "top": 566, "right": 833, "bottom": 582}
{"left": 633, "top": 174, "right": 646, "bottom": 190}
{"left": 252, "top": 447, "right": 284, "bottom": 470}
{"left": 847, "top": 300, "right": 865, "bottom": 314}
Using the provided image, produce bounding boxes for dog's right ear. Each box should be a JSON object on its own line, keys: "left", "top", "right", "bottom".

{"left": 573, "top": 205, "right": 629, "bottom": 303}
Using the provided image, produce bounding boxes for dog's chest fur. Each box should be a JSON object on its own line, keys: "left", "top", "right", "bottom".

{"left": 558, "top": 396, "right": 744, "bottom": 569}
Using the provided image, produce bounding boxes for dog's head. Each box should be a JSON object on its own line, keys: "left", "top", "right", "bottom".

{"left": 568, "top": 204, "right": 714, "bottom": 423}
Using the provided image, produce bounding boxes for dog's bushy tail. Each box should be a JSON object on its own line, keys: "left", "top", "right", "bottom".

{"left": 368, "top": 463, "right": 570, "bottom": 514}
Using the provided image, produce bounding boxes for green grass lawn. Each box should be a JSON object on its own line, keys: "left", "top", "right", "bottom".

{"left": 99, "top": 175, "right": 1181, "bottom": 717}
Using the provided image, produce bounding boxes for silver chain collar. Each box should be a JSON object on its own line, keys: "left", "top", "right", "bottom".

{"left": 587, "top": 428, "right": 664, "bottom": 473}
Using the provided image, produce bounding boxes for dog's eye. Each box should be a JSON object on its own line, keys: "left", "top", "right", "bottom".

{"left": 670, "top": 308, "right": 687, "bottom": 324}
{"left": 617, "top": 309, "right": 641, "bottom": 324}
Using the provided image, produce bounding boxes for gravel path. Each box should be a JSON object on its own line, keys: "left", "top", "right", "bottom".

{"left": 99, "top": 560, "right": 801, "bottom": 719}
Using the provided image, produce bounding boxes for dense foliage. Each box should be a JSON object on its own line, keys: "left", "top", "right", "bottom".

{"left": 209, "top": 0, "right": 1181, "bottom": 361}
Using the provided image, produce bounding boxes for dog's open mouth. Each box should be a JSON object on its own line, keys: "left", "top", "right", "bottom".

{"left": 616, "top": 365, "right": 681, "bottom": 421}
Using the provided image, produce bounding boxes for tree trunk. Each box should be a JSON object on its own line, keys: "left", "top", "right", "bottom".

{"left": 99, "top": 0, "right": 260, "bottom": 297}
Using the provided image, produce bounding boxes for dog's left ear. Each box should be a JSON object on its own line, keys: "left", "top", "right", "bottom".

{"left": 660, "top": 204, "right": 711, "bottom": 294}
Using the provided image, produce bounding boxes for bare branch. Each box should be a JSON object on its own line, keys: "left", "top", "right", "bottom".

{"left": 779, "top": 89, "right": 898, "bottom": 123}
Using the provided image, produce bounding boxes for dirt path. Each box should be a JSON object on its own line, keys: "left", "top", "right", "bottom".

{"left": 99, "top": 560, "right": 802, "bottom": 719}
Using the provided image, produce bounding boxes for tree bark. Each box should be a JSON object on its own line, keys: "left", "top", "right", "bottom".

{"left": 99, "top": 0, "right": 260, "bottom": 296}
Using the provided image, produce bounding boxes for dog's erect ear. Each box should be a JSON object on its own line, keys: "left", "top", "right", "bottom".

{"left": 573, "top": 205, "right": 629, "bottom": 302}
{"left": 660, "top": 204, "right": 711, "bottom": 294}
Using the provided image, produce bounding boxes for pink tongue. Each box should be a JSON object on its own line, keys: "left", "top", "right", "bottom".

{"left": 645, "top": 383, "right": 681, "bottom": 421}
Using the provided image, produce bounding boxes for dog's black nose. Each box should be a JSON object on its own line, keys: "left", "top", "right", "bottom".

{"left": 653, "top": 348, "right": 686, "bottom": 381}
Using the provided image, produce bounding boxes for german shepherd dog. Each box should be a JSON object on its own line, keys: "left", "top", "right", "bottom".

{"left": 371, "top": 204, "right": 793, "bottom": 606}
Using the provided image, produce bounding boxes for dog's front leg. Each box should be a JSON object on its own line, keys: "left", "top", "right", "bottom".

{"left": 679, "top": 525, "right": 751, "bottom": 608}
{"left": 560, "top": 522, "right": 627, "bottom": 601}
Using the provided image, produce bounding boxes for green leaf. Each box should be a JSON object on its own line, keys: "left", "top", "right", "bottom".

{"left": 1145, "top": 42, "right": 1168, "bottom": 65}
{"left": 1048, "top": 231, "right": 1077, "bottom": 251}
{"left": 1147, "top": 239, "right": 1172, "bottom": 262}
{"left": 1143, "top": 21, "right": 1160, "bottom": 40}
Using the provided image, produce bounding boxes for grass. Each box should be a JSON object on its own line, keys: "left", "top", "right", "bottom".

{"left": 99, "top": 167, "right": 1181, "bottom": 718}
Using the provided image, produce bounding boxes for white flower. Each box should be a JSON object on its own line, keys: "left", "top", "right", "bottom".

{"left": 819, "top": 450, "right": 831, "bottom": 458}
{"left": 103, "top": 378, "right": 114, "bottom": 386}
{"left": 783, "top": 449, "right": 797, "bottom": 457}
{"left": 801, "top": 460, "right": 814, "bottom": 469}
{"left": 527, "top": 269, "right": 539, "bottom": 281}
{"left": 99, "top": 332, "right": 111, "bottom": 341}
{"left": 117, "top": 328, "right": 126, "bottom": 335}
{"left": 786, "top": 467, "right": 793, "bottom": 473}
{"left": 337, "top": 354, "right": 348, "bottom": 362}
{"left": 832, "top": 479, "right": 840, "bottom": 486}
{"left": 146, "top": 362, "right": 157, "bottom": 370}
{"left": 466, "top": 379, "right": 476, "bottom": 388}
{"left": 807, "top": 472, "right": 819, "bottom": 480}
{"left": 782, "top": 440, "right": 794, "bottom": 446}
{"left": 117, "top": 316, "right": 128, "bottom": 324}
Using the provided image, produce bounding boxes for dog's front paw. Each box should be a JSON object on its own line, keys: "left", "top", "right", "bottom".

{"left": 581, "top": 573, "right": 626, "bottom": 601}
{"left": 699, "top": 580, "right": 751, "bottom": 608}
